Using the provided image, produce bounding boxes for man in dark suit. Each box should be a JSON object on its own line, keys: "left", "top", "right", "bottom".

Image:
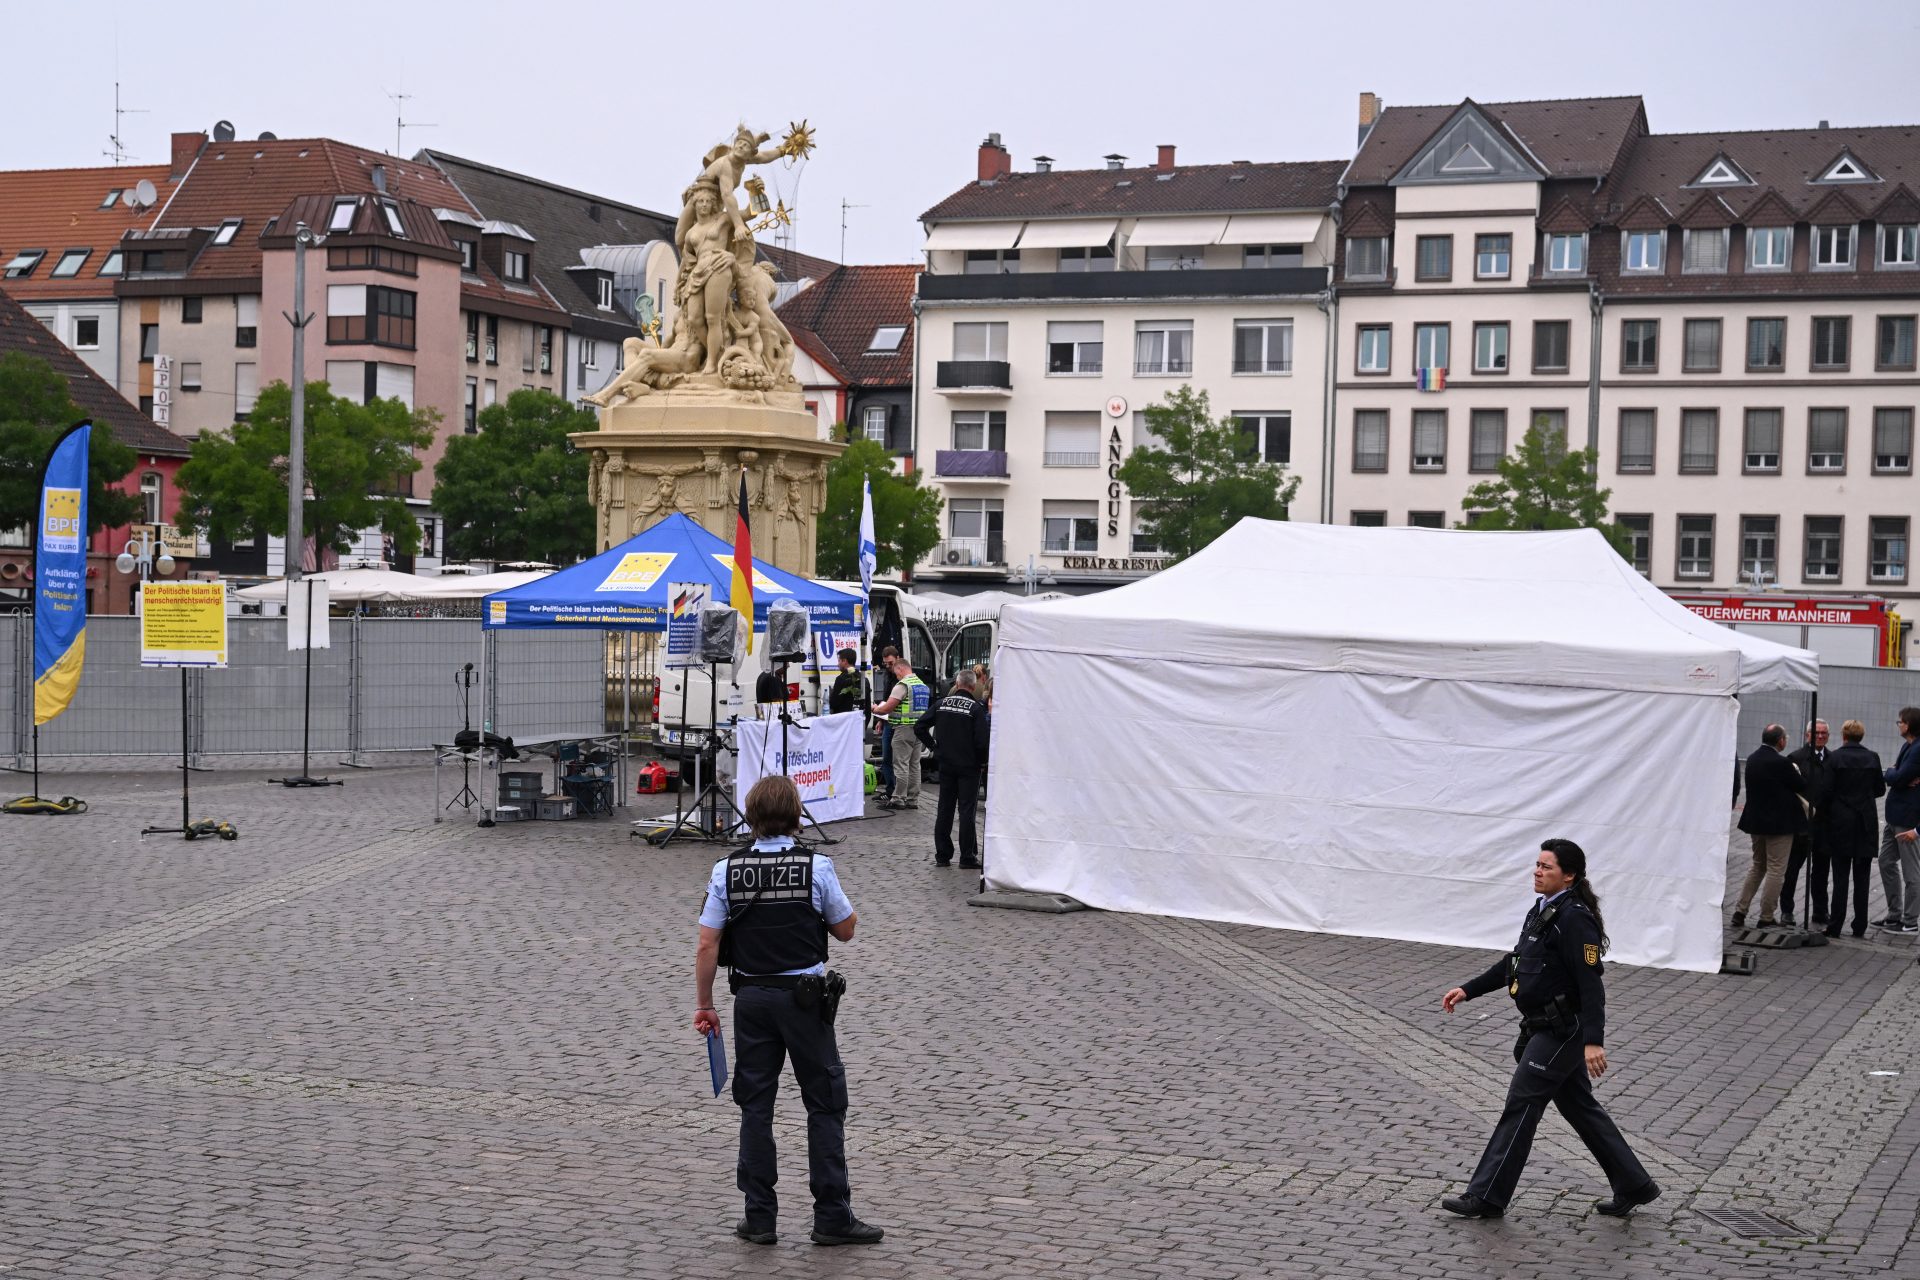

{"left": 1879, "top": 706, "right": 1920, "bottom": 933}
{"left": 1824, "top": 719, "right": 1885, "bottom": 937}
{"left": 1780, "top": 721, "right": 1834, "bottom": 926}
{"left": 1732, "top": 724, "right": 1806, "bottom": 929}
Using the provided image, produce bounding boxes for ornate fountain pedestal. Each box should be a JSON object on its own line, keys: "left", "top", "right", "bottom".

{"left": 575, "top": 388, "right": 842, "bottom": 578}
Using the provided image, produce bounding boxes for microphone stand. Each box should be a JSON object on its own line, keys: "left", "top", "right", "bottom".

{"left": 449, "top": 663, "right": 479, "bottom": 811}
{"left": 766, "top": 659, "right": 839, "bottom": 846}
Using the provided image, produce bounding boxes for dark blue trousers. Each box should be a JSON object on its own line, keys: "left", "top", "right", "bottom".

{"left": 1465, "top": 1025, "right": 1651, "bottom": 1209}
{"left": 732, "top": 984, "right": 852, "bottom": 1230}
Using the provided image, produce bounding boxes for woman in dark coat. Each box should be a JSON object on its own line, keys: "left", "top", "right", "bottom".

{"left": 1823, "top": 719, "right": 1885, "bottom": 937}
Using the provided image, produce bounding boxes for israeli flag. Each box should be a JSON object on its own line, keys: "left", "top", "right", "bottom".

{"left": 857, "top": 476, "right": 876, "bottom": 600}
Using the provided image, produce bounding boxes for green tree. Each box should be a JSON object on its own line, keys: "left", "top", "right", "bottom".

{"left": 431, "top": 389, "right": 595, "bottom": 564}
{"left": 815, "top": 435, "right": 942, "bottom": 579}
{"left": 1115, "top": 385, "right": 1300, "bottom": 562}
{"left": 1457, "top": 415, "right": 1627, "bottom": 554}
{"left": 0, "top": 351, "right": 139, "bottom": 534}
{"left": 173, "top": 380, "right": 437, "bottom": 557}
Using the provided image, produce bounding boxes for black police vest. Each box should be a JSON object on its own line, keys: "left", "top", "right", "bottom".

{"left": 722, "top": 846, "right": 828, "bottom": 975}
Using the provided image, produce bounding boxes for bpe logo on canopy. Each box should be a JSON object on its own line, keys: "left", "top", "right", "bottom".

{"left": 41, "top": 488, "right": 82, "bottom": 554}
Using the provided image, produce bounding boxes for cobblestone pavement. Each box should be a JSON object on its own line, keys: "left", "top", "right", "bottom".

{"left": 2, "top": 760, "right": 1917, "bottom": 1278}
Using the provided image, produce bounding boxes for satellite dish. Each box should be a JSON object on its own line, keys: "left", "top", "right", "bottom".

{"left": 257, "top": 131, "right": 278, "bottom": 141}
{"left": 133, "top": 179, "right": 158, "bottom": 208}
{"left": 212, "top": 120, "right": 236, "bottom": 143}
{"left": 121, "top": 188, "right": 139, "bottom": 208}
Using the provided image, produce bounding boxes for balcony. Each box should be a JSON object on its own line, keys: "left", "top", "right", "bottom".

{"left": 933, "top": 537, "right": 1004, "bottom": 569}
{"left": 934, "top": 449, "right": 1009, "bottom": 480}
{"left": 1134, "top": 358, "right": 1192, "bottom": 375}
{"left": 920, "top": 265, "right": 1328, "bottom": 303}
{"left": 935, "top": 360, "right": 1012, "bottom": 392}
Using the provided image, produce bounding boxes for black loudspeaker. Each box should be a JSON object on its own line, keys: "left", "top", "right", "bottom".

{"left": 695, "top": 608, "right": 740, "bottom": 665}
{"left": 767, "top": 603, "right": 810, "bottom": 665}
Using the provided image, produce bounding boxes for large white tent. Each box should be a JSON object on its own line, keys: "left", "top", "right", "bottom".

{"left": 984, "top": 522, "right": 1817, "bottom": 972}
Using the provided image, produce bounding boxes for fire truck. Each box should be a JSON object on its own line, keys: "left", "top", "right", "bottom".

{"left": 1669, "top": 593, "right": 1906, "bottom": 668}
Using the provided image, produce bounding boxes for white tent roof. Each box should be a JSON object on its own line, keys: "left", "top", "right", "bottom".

{"left": 414, "top": 570, "right": 552, "bottom": 598}
{"left": 234, "top": 568, "right": 440, "bottom": 604}
{"left": 999, "top": 522, "right": 1816, "bottom": 696}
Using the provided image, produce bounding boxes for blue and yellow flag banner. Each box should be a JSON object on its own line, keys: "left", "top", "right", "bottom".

{"left": 33, "top": 422, "right": 91, "bottom": 725}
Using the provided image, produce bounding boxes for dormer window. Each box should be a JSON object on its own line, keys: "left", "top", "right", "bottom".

{"left": 212, "top": 218, "right": 242, "bottom": 246}
{"left": 867, "top": 325, "right": 906, "bottom": 353}
{"left": 1748, "top": 226, "right": 1791, "bottom": 270}
{"left": 381, "top": 201, "right": 406, "bottom": 238}
{"left": 504, "top": 249, "right": 529, "bottom": 282}
{"left": 457, "top": 239, "right": 475, "bottom": 271}
{"left": 328, "top": 198, "right": 358, "bottom": 232}
{"left": 1345, "top": 236, "right": 1387, "bottom": 281}
{"left": 1544, "top": 233, "right": 1587, "bottom": 275}
{"left": 597, "top": 276, "right": 613, "bottom": 309}
{"left": 1813, "top": 224, "right": 1856, "bottom": 269}
{"left": 1689, "top": 155, "right": 1752, "bottom": 187}
{"left": 1622, "top": 230, "right": 1665, "bottom": 273}
{"left": 1815, "top": 152, "right": 1878, "bottom": 184}
{"left": 1881, "top": 223, "right": 1918, "bottom": 268}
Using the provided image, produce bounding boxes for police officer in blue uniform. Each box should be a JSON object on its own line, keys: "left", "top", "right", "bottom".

{"left": 914, "top": 668, "right": 991, "bottom": 869}
{"left": 1439, "top": 838, "right": 1660, "bottom": 1219}
{"left": 694, "top": 776, "right": 884, "bottom": 1247}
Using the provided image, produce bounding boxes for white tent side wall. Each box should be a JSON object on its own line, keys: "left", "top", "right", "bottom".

{"left": 984, "top": 643, "right": 1737, "bottom": 972}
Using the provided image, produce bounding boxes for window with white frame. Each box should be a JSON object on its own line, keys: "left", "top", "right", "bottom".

{"left": 1041, "top": 500, "right": 1099, "bottom": 552}
{"left": 1740, "top": 516, "right": 1779, "bottom": 582}
{"left": 952, "top": 321, "right": 1008, "bottom": 362}
{"left": 1413, "top": 323, "right": 1449, "bottom": 372}
{"left": 1356, "top": 325, "right": 1390, "bottom": 374}
{"left": 72, "top": 316, "right": 100, "bottom": 349}
{"left": 1619, "top": 514, "right": 1652, "bottom": 576}
{"left": 1544, "top": 233, "right": 1586, "bottom": 274}
{"left": 463, "top": 377, "right": 478, "bottom": 433}
{"left": 1813, "top": 224, "right": 1855, "bottom": 268}
{"left": 1475, "top": 233, "right": 1511, "bottom": 279}
{"left": 1677, "top": 515, "right": 1714, "bottom": 579}
{"left": 1871, "top": 516, "right": 1909, "bottom": 583}
{"left": 580, "top": 337, "right": 599, "bottom": 369}
{"left": 381, "top": 201, "right": 406, "bottom": 237}
{"left": 139, "top": 472, "right": 162, "bottom": 525}
{"left": 864, "top": 405, "right": 891, "bottom": 444}
{"left": 1878, "top": 315, "right": 1917, "bottom": 370}
{"left": 1623, "top": 230, "right": 1664, "bottom": 272}
{"left": 1805, "top": 517, "right": 1842, "bottom": 581}
{"left": 1683, "top": 318, "right": 1722, "bottom": 372}
{"left": 1748, "top": 226, "right": 1791, "bottom": 270}
{"left": 1232, "top": 319, "right": 1292, "bottom": 374}
{"left": 1682, "top": 228, "right": 1729, "bottom": 274}
{"left": 1808, "top": 408, "right": 1847, "bottom": 472}
{"left": 951, "top": 410, "right": 1005, "bottom": 452}
{"left": 1042, "top": 411, "right": 1099, "bottom": 466}
{"left": 504, "top": 249, "right": 529, "bottom": 282}
{"left": 179, "top": 361, "right": 202, "bottom": 391}
{"left": 1468, "top": 410, "right": 1507, "bottom": 472}
{"left": 1346, "top": 236, "right": 1387, "bottom": 280}
{"left": 597, "top": 277, "right": 613, "bottom": 309}
{"left": 867, "top": 325, "right": 906, "bottom": 352}
{"left": 1883, "top": 223, "right": 1919, "bottom": 267}
{"left": 1680, "top": 409, "right": 1719, "bottom": 473}
{"left": 1232, "top": 412, "right": 1291, "bottom": 464}
{"left": 1411, "top": 410, "right": 1446, "bottom": 471}
{"left": 1059, "top": 241, "right": 1115, "bottom": 272}
{"left": 1046, "top": 321, "right": 1103, "bottom": 374}
{"left": 1472, "top": 322, "right": 1509, "bottom": 373}
{"left": 1874, "top": 407, "right": 1913, "bottom": 473}
{"left": 963, "top": 249, "right": 1017, "bottom": 275}
{"left": 1242, "top": 243, "right": 1303, "bottom": 269}
{"left": 1352, "top": 410, "right": 1388, "bottom": 472}
{"left": 1133, "top": 320, "right": 1193, "bottom": 374}
{"left": 1743, "top": 408, "right": 1782, "bottom": 473}
{"left": 328, "top": 198, "right": 357, "bottom": 232}
{"left": 213, "top": 218, "right": 242, "bottom": 246}
{"left": 1144, "top": 245, "right": 1204, "bottom": 272}
{"left": 946, "top": 498, "right": 1003, "bottom": 562}
{"left": 1618, "top": 409, "right": 1655, "bottom": 472}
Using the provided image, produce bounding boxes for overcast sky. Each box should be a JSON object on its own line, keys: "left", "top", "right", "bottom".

{"left": 8, "top": 0, "right": 1918, "bottom": 265}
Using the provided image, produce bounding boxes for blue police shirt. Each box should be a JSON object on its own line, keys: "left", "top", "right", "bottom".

{"left": 698, "top": 835, "right": 853, "bottom": 977}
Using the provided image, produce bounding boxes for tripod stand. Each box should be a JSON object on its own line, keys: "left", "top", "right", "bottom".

{"left": 648, "top": 659, "right": 744, "bottom": 848}
{"left": 448, "top": 663, "right": 480, "bottom": 811}
{"left": 764, "top": 661, "right": 840, "bottom": 846}
{"left": 270, "top": 576, "right": 342, "bottom": 789}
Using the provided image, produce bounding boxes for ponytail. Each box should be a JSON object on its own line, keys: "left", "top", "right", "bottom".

{"left": 1541, "top": 837, "right": 1610, "bottom": 955}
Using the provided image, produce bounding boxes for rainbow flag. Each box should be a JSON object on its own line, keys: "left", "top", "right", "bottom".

{"left": 1415, "top": 366, "right": 1447, "bottom": 392}
{"left": 731, "top": 469, "right": 754, "bottom": 653}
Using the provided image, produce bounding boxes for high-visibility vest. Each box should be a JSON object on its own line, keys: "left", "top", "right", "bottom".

{"left": 888, "top": 674, "right": 929, "bottom": 725}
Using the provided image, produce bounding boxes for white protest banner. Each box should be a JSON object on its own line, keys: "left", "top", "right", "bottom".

{"left": 733, "top": 710, "right": 864, "bottom": 824}
{"left": 286, "top": 577, "right": 331, "bottom": 651}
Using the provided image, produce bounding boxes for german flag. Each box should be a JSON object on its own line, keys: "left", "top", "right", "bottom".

{"left": 732, "top": 468, "right": 754, "bottom": 653}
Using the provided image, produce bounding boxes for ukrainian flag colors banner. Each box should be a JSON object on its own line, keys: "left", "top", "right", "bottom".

{"left": 33, "top": 422, "right": 91, "bottom": 725}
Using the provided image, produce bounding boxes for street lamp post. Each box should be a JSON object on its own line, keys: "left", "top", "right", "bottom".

{"left": 285, "top": 222, "right": 324, "bottom": 583}
{"left": 115, "top": 526, "right": 177, "bottom": 587}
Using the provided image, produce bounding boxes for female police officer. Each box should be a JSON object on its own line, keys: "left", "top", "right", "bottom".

{"left": 1438, "top": 838, "right": 1660, "bottom": 1219}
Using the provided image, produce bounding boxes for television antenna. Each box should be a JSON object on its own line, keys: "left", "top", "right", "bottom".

{"left": 840, "top": 198, "right": 868, "bottom": 264}
{"left": 104, "top": 81, "right": 147, "bottom": 165}
{"left": 386, "top": 89, "right": 436, "bottom": 156}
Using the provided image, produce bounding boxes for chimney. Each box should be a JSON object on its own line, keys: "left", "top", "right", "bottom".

{"left": 1104, "top": 153, "right": 1127, "bottom": 171}
{"left": 170, "top": 130, "right": 207, "bottom": 180}
{"left": 1033, "top": 155, "right": 1054, "bottom": 174}
{"left": 977, "top": 132, "right": 1011, "bottom": 182}
{"left": 1156, "top": 145, "right": 1176, "bottom": 173}
{"left": 1818, "top": 119, "right": 1830, "bottom": 130}
{"left": 1358, "top": 91, "right": 1382, "bottom": 147}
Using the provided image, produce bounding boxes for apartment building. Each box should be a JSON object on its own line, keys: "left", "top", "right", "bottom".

{"left": 1336, "top": 95, "right": 1920, "bottom": 605}
{"left": 778, "top": 263, "right": 919, "bottom": 446}
{"left": 912, "top": 137, "right": 1341, "bottom": 592}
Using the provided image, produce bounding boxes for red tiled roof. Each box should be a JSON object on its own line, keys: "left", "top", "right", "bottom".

{"left": 1346, "top": 96, "right": 1649, "bottom": 186}
{"left": 776, "top": 264, "right": 919, "bottom": 389}
{"left": 1605, "top": 125, "right": 1920, "bottom": 221}
{"left": 0, "top": 163, "right": 177, "bottom": 300}
{"left": 147, "top": 137, "right": 474, "bottom": 281}
{"left": 921, "top": 159, "right": 1345, "bottom": 222}
{"left": 0, "top": 284, "right": 191, "bottom": 456}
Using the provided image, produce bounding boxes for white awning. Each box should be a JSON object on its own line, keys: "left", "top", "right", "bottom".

{"left": 1124, "top": 215, "right": 1230, "bottom": 246}
{"left": 924, "top": 222, "right": 1024, "bottom": 251}
{"left": 1015, "top": 218, "right": 1119, "bottom": 249}
{"left": 1218, "top": 213, "right": 1326, "bottom": 245}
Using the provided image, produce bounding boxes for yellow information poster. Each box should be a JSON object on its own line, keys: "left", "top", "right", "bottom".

{"left": 140, "top": 580, "right": 230, "bottom": 668}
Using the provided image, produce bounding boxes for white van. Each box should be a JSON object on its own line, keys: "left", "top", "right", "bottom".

{"left": 915, "top": 589, "right": 1068, "bottom": 686}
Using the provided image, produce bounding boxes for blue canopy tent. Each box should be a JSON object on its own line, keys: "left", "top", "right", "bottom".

{"left": 480, "top": 513, "right": 862, "bottom": 632}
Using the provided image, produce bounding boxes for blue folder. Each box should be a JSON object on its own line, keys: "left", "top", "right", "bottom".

{"left": 706, "top": 1027, "right": 728, "bottom": 1096}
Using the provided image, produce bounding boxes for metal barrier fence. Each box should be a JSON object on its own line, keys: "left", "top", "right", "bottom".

{"left": 1736, "top": 663, "right": 1920, "bottom": 764}
{"left": 3, "top": 612, "right": 609, "bottom": 765}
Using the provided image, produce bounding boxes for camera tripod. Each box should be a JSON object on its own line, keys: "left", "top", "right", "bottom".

{"left": 648, "top": 659, "right": 745, "bottom": 848}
